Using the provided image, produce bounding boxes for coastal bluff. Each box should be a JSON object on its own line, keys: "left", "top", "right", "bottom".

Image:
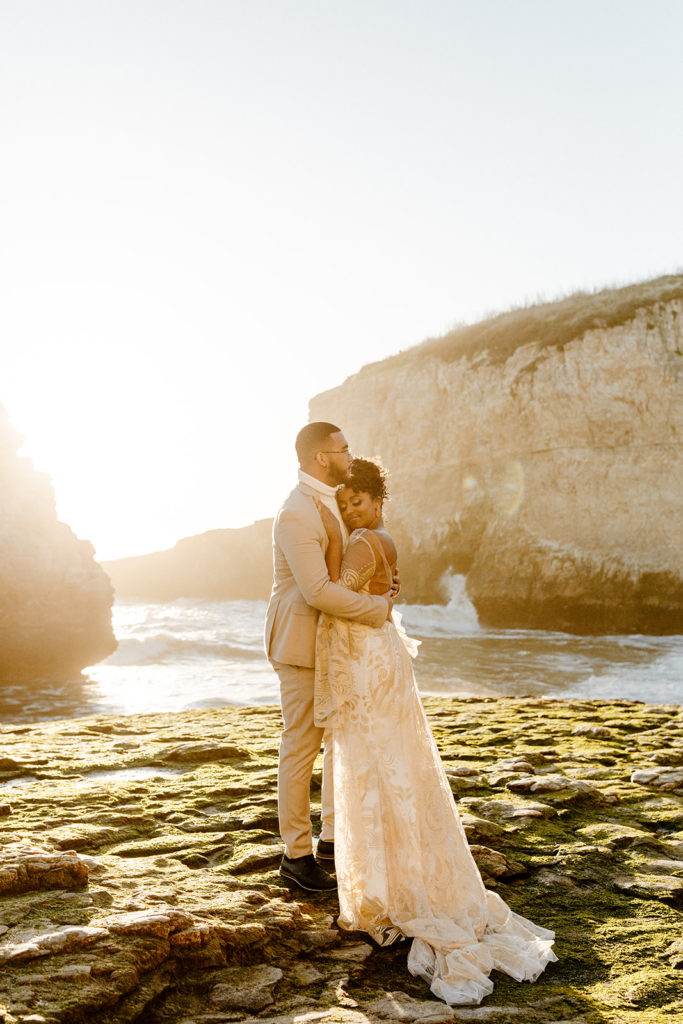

{"left": 1, "top": 697, "right": 682, "bottom": 1023}
{"left": 310, "top": 275, "right": 683, "bottom": 634}
{"left": 0, "top": 404, "right": 116, "bottom": 682}
{"left": 102, "top": 520, "right": 273, "bottom": 602}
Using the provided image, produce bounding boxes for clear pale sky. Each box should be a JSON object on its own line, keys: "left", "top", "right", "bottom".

{"left": 2, "top": 1, "right": 681, "bottom": 560}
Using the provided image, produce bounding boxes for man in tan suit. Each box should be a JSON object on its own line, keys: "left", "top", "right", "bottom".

{"left": 265, "top": 422, "right": 392, "bottom": 892}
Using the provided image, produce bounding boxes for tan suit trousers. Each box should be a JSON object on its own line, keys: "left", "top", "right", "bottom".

{"left": 272, "top": 659, "right": 334, "bottom": 858}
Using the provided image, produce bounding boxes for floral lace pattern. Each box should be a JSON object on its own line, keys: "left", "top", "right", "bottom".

{"left": 314, "top": 552, "right": 557, "bottom": 1004}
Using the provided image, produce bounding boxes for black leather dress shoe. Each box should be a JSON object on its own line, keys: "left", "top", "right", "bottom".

{"left": 316, "top": 839, "right": 335, "bottom": 862}
{"left": 279, "top": 853, "right": 337, "bottom": 892}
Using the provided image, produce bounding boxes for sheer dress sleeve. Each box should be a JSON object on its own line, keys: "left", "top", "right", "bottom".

{"left": 339, "top": 529, "right": 377, "bottom": 592}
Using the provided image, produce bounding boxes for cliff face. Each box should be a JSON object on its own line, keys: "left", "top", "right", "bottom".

{"left": 0, "top": 404, "right": 117, "bottom": 681}
{"left": 310, "top": 287, "right": 683, "bottom": 633}
{"left": 103, "top": 519, "right": 274, "bottom": 601}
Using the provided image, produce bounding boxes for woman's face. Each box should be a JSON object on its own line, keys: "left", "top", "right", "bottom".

{"left": 337, "top": 487, "right": 381, "bottom": 530}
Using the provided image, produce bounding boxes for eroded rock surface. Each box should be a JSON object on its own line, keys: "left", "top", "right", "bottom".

{"left": 0, "top": 403, "right": 116, "bottom": 682}
{"left": 310, "top": 280, "right": 683, "bottom": 632}
{"left": 0, "top": 698, "right": 682, "bottom": 1023}
{"left": 0, "top": 848, "right": 88, "bottom": 897}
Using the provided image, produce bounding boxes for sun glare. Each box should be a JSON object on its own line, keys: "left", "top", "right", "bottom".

{"left": 5, "top": 284, "right": 302, "bottom": 561}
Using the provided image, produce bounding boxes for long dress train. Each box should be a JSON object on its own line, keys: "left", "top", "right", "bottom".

{"left": 314, "top": 532, "right": 557, "bottom": 1006}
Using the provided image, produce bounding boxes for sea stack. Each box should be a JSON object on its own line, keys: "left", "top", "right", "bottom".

{"left": 0, "top": 403, "right": 117, "bottom": 682}
{"left": 310, "top": 275, "right": 683, "bottom": 634}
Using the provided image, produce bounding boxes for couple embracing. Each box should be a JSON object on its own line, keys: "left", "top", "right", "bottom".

{"left": 264, "top": 422, "right": 557, "bottom": 1006}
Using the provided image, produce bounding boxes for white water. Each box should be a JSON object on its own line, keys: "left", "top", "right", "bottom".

{"left": 1, "top": 576, "right": 681, "bottom": 722}
{"left": 397, "top": 573, "right": 482, "bottom": 637}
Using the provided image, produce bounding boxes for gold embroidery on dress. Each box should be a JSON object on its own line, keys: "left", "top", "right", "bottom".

{"left": 313, "top": 528, "right": 557, "bottom": 1005}
{"left": 339, "top": 531, "right": 377, "bottom": 593}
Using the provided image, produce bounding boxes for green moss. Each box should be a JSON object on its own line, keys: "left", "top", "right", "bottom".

{"left": 1, "top": 698, "right": 682, "bottom": 1022}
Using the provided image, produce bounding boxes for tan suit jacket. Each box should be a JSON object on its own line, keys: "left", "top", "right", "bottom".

{"left": 265, "top": 482, "right": 388, "bottom": 668}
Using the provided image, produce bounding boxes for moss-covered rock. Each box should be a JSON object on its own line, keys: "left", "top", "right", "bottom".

{"left": 0, "top": 697, "right": 681, "bottom": 1023}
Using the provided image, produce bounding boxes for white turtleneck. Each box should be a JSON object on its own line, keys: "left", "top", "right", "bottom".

{"left": 298, "top": 469, "right": 348, "bottom": 542}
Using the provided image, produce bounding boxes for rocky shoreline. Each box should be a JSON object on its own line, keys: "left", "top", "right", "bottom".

{"left": 1, "top": 697, "right": 682, "bottom": 1024}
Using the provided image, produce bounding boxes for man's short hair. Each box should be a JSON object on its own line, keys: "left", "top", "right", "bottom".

{"left": 295, "top": 421, "right": 341, "bottom": 465}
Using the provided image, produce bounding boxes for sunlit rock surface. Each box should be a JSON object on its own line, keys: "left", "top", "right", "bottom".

{"left": 0, "top": 699, "right": 683, "bottom": 1022}
{"left": 310, "top": 277, "right": 683, "bottom": 633}
{"left": 0, "top": 403, "right": 116, "bottom": 681}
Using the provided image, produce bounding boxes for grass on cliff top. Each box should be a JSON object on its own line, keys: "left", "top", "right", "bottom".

{"left": 364, "top": 272, "right": 683, "bottom": 373}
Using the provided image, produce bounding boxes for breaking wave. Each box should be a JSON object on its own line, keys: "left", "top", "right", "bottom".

{"left": 105, "top": 633, "right": 263, "bottom": 666}
{"left": 397, "top": 573, "right": 480, "bottom": 637}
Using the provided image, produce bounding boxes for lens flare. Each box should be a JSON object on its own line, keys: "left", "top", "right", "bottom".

{"left": 501, "top": 459, "right": 525, "bottom": 517}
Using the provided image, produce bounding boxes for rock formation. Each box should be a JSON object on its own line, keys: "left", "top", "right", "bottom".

{"left": 0, "top": 403, "right": 117, "bottom": 682}
{"left": 310, "top": 275, "right": 683, "bottom": 633}
{"left": 103, "top": 519, "right": 274, "bottom": 601}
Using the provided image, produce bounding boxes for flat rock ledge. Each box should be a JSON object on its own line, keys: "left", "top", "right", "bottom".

{"left": 0, "top": 697, "right": 682, "bottom": 1023}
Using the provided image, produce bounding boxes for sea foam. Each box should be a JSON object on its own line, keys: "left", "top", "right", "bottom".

{"left": 397, "top": 573, "right": 480, "bottom": 637}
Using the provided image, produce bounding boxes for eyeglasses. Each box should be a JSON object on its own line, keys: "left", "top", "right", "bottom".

{"left": 318, "top": 449, "right": 351, "bottom": 456}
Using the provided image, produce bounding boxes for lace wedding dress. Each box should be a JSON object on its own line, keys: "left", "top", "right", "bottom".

{"left": 314, "top": 528, "right": 557, "bottom": 1006}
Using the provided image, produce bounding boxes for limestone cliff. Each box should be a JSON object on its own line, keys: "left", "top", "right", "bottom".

{"left": 0, "top": 403, "right": 116, "bottom": 681}
{"left": 103, "top": 519, "right": 274, "bottom": 601}
{"left": 310, "top": 276, "right": 683, "bottom": 633}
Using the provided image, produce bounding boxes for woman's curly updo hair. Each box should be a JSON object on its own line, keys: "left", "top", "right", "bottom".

{"left": 342, "top": 457, "right": 389, "bottom": 503}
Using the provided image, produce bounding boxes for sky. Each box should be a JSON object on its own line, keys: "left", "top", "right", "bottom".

{"left": 2, "top": 0, "right": 682, "bottom": 560}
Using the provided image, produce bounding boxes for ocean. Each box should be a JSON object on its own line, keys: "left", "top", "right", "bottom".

{"left": 1, "top": 575, "right": 680, "bottom": 724}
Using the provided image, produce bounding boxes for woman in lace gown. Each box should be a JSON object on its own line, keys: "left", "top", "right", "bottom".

{"left": 313, "top": 458, "right": 557, "bottom": 1006}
